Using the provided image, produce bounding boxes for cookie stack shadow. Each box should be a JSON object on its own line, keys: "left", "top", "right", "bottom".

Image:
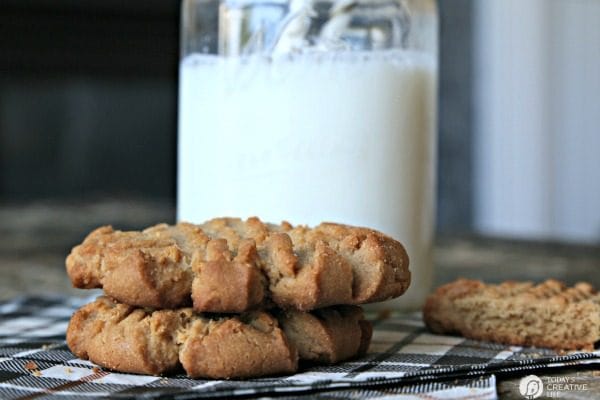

{"left": 65, "top": 217, "right": 411, "bottom": 379}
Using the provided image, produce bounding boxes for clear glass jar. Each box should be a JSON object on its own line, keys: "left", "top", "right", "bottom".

{"left": 178, "top": 0, "right": 438, "bottom": 310}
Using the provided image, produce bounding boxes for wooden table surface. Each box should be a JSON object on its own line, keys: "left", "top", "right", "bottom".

{"left": 1, "top": 200, "right": 599, "bottom": 399}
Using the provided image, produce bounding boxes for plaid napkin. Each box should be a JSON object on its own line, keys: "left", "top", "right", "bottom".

{"left": 1, "top": 295, "right": 599, "bottom": 399}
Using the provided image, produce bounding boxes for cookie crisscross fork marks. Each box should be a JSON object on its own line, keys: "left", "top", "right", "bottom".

{"left": 66, "top": 297, "right": 371, "bottom": 379}
{"left": 66, "top": 217, "right": 410, "bottom": 313}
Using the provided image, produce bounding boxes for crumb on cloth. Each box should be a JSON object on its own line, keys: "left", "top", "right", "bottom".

{"left": 24, "top": 361, "right": 38, "bottom": 371}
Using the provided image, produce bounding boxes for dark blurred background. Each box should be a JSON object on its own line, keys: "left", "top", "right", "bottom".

{"left": 0, "top": 0, "right": 179, "bottom": 202}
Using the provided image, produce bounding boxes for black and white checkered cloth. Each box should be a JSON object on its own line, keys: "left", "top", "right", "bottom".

{"left": 1, "top": 295, "right": 599, "bottom": 399}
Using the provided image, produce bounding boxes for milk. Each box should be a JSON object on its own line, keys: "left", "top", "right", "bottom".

{"left": 178, "top": 50, "right": 437, "bottom": 310}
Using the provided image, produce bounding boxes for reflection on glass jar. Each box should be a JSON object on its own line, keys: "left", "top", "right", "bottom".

{"left": 178, "top": 0, "right": 438, "bottom": 310}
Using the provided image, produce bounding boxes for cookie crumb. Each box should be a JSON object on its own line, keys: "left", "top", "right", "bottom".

{"left": 33, "top": 370, "right": 42, "bottom": 377}
{"left": 65, "top": 367, "right": 74, "bottom": 374}
{"left": 92, "top": 366, "right": 102, "bottom": 374}
{"left": 375, "top": 309, "right": 391, "bottom": 321}
{"left": 24, "top": 361, "right": 38, "bottom": 371}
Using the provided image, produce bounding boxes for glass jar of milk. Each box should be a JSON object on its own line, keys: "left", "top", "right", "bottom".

{"left": 178, "top": 0, "right": 438, "bottom": 310}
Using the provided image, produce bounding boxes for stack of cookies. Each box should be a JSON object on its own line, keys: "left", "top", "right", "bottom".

{"left": 65, "top": 217, "right": 411, "bottom": 378}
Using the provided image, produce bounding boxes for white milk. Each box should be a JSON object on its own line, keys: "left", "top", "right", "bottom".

{"left": 178, "top": 50, "right": 436, "bottom": 310}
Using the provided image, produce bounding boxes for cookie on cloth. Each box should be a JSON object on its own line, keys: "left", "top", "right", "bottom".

{"left": 66, "top": 217, "right": 410, "bottom": 312}
{"left": 67, "top": 296, "right": 372, "bottom": 379}
{"left": 423, "top": 278, "right": 600, "bottom": 350}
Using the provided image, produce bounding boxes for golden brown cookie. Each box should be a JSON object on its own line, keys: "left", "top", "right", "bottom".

{"left": 66, "top": 217, "right": 410, "bottom": 312}
{"left": 67, "top": 296, "right": 372, "bottom": 379}
{"left": 423, "top": 279, "right": 600, "bottom": 351}
{"left": 277, "top": 306, "right": 372, "bottom": 364}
